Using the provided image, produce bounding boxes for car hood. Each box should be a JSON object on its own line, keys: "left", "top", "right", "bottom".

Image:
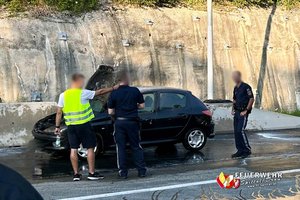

{"left": 34, "top": 111, "right": 111, "bottom": 132}
{"left": 85, "top": 65, "right": 117, "bottom": 90}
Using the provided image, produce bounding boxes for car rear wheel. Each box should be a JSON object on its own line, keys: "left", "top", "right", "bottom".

{"left": 77, "top": 135, "right": 104, "bottom": 160}
{"left": 182, "top": 128, "right": 207, "bottom": 151}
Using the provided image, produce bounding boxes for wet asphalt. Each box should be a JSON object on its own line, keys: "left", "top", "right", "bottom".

{"left": 1, "top": 129, "right": 300, "bottom": 199}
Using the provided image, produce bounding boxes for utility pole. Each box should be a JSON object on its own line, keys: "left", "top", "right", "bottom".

{"left": 207, "top": 0, "right": 214, "bottom": 99}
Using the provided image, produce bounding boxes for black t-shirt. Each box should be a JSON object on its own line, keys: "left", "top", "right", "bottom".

{"left": 108, "top": 85, "right": 144, "bottom": 118}
{"left": 0, "top": 164, "right": 43, "bottom": 200}
{"left": 233, "top": 82, "right": 254, "bottom": 110}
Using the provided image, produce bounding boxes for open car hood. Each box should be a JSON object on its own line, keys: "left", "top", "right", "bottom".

{"left": 86, "top": 65, "right": 117, "bottom": 104}
{"left": 86, "top": 65, "right": 116, "bottom": 90}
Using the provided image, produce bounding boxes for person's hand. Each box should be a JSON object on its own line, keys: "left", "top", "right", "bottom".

{"left": 231, "top": 110, "right": 235, "bottom": 115}
{"left": 113, "top": 84, "right": 120, "bottom": 90}
{"left": 240, "top": 110, "right": 247, "bottom": 116}
{"left": 54, "top": 127, "right": 61, "bottom": 135}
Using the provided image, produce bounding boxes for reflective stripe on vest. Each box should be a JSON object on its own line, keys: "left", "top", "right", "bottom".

{"left": 62, "top": 89, "right": 95, "bottom": 125}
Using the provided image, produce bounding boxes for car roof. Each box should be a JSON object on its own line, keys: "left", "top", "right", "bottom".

{"left": 137, "top": 86, "right": 190, "bottom": 94}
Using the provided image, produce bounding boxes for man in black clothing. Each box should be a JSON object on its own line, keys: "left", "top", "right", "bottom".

{"left": 231, "top": 71, "right": 254, "bottom": 159}
{"left": 108, "top": 71, "right": 146, "bottom": 179}
{"left": 0, "top": 164, "right": 43, "bottom": 200}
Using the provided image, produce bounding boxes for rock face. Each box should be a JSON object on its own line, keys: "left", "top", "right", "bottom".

{"left": 0, "top": 7, "right": 300, "bottom": 110}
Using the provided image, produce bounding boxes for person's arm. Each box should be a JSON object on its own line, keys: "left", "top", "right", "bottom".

{"left": 108, "top": 108, "right": 115, "bottom": 115}
{"left": 137, "top": 89, "right": 145, "bottom": 109}
{"left": 55, "top": 94, "right": 64, "bottom": 135}
{"left": 95, "top": 84, "right": 119, "bottom": 96}
{"left": 55, "top": 107, "right": 63, "bottom": 135}
{"left": 232, "top": 89, "right": 236, "bottom": 115}
{"left": 246, "top": 98, "right": 254, "bottom": 111}
{"left": 138, "top": 103, "right": 145, "bottom": 109}
{"left": 107, "top": 92, "right": 116, "bottom": 117}
{"left": 241, "top": 86, "right": 254, "bottom": 116}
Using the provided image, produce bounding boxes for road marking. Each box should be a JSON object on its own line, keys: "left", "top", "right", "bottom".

{"left": 59, "top": 168, "right": 300, "bottom": 200}
{"left": 280, "top": 168, "right": 300, "bottom": 174}
{"left": 59, "top": 179, "right": 216, "bottom": 200}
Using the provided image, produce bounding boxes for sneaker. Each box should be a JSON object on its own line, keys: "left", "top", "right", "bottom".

{"left": 73, "top": 174, "right": 82, "bottom": 181}
{"left": 231, "top": 151, "right": 244, "bottom": 159}
{"left": 87, "top": 172, "right": 104, "bottom": 180}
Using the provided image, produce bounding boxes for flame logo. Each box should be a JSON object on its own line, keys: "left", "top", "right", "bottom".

{"left": 216, "top": 172, "right": 240, "bottom": 189}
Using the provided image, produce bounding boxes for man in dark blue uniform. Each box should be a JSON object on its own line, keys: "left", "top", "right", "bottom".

{"left": 108, "top": 71, "right": 147, "bottom": 179}
{"left": 231, "top": 71, "right": 254, "bottom": 159}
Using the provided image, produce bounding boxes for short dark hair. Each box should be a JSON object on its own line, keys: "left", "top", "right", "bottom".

{"left": 71, "top": 73, "right": 85, "bottom": 82}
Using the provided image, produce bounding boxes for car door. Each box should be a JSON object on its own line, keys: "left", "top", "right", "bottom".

{"left": 138, "top": 92, "right": 157, "bottom": 142}
{"left": 153, "top": 92, "right": 190, "bottom": 140}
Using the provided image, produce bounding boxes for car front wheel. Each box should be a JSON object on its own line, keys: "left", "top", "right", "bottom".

{"left": 77, "top": 135, "right": 104, "bottom": 159}
{"left": 182, "top": 128, "right": 207, "bottom": 151}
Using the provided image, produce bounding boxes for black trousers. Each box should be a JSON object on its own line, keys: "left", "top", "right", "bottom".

{"left": 234, "top": 111, "right": 251, "bottom": 153}
{"left": 114, "top": 120, "right": 146, "bottom": 176}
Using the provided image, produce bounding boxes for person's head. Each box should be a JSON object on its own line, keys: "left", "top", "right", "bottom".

{"left": 117, "top": 70, "right": 130, "bottom": 85}
{"left": 232, "top": 71, "right": 242, "bottom": 84}
{"left": 70, "top": 73, "right": 85, "bottom": 88}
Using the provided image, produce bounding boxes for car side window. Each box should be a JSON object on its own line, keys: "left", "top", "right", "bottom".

{"left": 159, "top": 93, "right": 186, "bottom": 110}
{"left": 89, "top": 99, "right": 104, "bottom": 113}
{"left": 139, "top": 93, "right": 155, "bottom": 113}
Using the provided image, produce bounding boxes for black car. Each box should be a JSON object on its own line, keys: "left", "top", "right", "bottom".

{"left": 32, "top": 66, "right": 214, "bottom": 159}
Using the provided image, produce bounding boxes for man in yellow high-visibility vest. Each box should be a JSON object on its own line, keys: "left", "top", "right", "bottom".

{"left": 55, "top": 73, "right": 119, "bottom": 181}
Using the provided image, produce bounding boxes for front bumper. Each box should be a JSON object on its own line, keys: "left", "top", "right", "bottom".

{"left": 32, "top": 129, "right": 69, "bottom": 150}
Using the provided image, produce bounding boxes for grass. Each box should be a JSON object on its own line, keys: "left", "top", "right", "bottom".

{"left": 278, "top": 109, "right": 300, "bottom": 117}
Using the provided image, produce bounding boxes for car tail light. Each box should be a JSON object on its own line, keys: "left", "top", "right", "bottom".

{"left": 202, "top": 110, "right": 212, "bottom": 117}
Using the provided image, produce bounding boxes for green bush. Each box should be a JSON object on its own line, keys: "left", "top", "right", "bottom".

{"left": 45, "top": 0, "right": 98, "bottom": 13}
{"left": 7, "top": 0, "right": 24, "bottom": 12}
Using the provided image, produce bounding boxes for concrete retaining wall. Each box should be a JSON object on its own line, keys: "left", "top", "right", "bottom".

{"left": 0, "top": 102, "right": 300, "bottom": 147}
{"left": 0, "top": 102, "right": 56, "bottom": 147}
{"left": 209, "top": 103, "right": 300, "bottom": 133}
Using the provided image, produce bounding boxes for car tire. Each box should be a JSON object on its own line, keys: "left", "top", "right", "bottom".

{"left": 182, "top": 128, "right": 207, "bottom": 151}
{"left": 77, "top": 134, "right": 104, "bottom": 160}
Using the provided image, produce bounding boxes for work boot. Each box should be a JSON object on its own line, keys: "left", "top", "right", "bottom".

{"left": 87, "top": 172, "right": 104, "bottom": 180}
{"left": 73, "top": 173, "right": 82, "bottom": 181}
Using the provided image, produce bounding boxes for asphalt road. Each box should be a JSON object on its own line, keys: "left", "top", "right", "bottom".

{"left": 1, "top": 130, "right": 300, "bottom": 199}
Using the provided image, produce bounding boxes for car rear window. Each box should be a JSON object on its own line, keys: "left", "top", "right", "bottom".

{"left": 190, "top": 94, "right": 208, "bottom": 111}
{"left": 159, "top": 93, "right": 186, "bottom": 110}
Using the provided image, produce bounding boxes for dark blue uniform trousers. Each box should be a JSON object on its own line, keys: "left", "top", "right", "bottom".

{"left": 234, "top": 111, "right": 251, "bottom": 153}
{"left": 114, "top": 120, "right": 146, "bottom": 176}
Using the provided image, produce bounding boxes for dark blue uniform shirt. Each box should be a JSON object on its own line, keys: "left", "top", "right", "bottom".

{"left": 108, "top": 85, "right": 144, "bottom": 118}
{"left": 233, "top": 82, "right": 254, "bottom": 110}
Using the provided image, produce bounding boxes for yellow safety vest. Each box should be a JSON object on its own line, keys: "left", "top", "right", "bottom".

{"left": 62, "top": 89, "right": 94, "bottom": 126}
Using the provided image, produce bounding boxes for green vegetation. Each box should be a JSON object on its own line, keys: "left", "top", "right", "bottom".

{"left": 112, "top": 0, "right": 299, "bottom": 8}
{"left": 278, "top": 109, "right": 300, "bottom": 117}
{"left": 0, "top": 0, "right": 99, "bottom": 14}
{"left": 0, "top": 0, "right": 299, "bottom": 14}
